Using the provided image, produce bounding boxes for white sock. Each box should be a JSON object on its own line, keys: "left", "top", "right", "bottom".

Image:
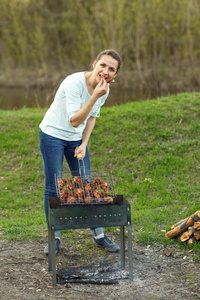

{"left": 94, "top": 233, "right": 104, "bottom": 239}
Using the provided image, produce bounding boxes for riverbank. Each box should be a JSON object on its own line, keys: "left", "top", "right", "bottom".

{"left": 1, "top": 64, "right": 200, "bottom": 96}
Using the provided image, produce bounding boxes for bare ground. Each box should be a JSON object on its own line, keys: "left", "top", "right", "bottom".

{"left": 0, "top": 235, "right": 200, "bottom": 300}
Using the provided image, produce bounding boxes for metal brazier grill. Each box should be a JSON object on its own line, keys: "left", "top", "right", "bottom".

{"left": 48, "top": 170, "right": 133, "bottom": 285}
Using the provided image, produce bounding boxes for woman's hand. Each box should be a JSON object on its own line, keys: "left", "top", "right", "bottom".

{"left": 74, "top": 144, "right": 86, "bottom": 159}
{"left": 74, "top": 117, "right": 96, "bottom": 159}
{"left": 92, "top": 78, "right": 109, "bottom": 99}
{"left": 70, "top": 78, "right": 108, "bottom": 128}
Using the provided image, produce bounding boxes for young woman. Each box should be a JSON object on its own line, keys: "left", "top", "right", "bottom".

{"left": 39, "top": 49, "right": 122, "bottom": 254}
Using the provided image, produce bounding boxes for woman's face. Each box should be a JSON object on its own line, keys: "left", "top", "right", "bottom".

{"left": 92, "top": 55, "right": 118, "bottom": 84}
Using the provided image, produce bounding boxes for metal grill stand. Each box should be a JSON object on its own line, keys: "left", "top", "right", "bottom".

{"left": 48, "top": 196, "right": 133, "bottom": 285}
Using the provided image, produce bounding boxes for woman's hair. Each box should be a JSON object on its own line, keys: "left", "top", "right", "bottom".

{"left": 95, "top": 49, "right": 122, "bottom": 72}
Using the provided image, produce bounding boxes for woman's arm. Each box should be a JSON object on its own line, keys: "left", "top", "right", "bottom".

{"left": 70, "top": 78, "right": 108, "bottom": 128}
{"left": 74, "top": 116, "right": 96, "bottom": 158}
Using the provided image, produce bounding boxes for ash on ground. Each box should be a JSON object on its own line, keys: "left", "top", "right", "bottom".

{"left": 57, "top": 262, "right": 128, "bottom": 284}
{"left": 0, "top": 236, "right": 200, "bottom": 300}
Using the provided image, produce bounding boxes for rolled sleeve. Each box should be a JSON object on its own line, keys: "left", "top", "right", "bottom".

{"left": 91, "top": 104, "right": 101, "bottom": 118}
{"left": 90, "top": 91, "right": 109, "bottom": 118}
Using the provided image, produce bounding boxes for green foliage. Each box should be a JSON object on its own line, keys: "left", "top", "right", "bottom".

{"left": 0, "top": 0, "right": 200, "bottom": 76}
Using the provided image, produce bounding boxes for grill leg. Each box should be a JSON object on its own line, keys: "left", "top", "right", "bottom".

{"left": 127, "top": 224, "right": 133, "bottom": 281}
{"left": 120, "top": 226, "right": 125, "bottom": 268}
{"left": 50, "top": 230, "right": 56, "bottom": 286}
{"left": 48, "top": 221, "right": 52, "bottom": 271}
{"left": 48, "top": 226, "right": 57, "bottom": 286}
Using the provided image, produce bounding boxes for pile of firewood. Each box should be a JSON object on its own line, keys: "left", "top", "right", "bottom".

{"left": 165, "top": 210, "right": 200, "bottom": 246}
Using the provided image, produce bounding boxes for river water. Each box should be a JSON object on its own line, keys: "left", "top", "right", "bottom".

{"left": 0, "top": 86, "right": 155, "bottom": 110}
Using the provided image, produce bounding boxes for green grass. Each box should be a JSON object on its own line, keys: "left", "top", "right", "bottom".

{"left": 0, "top": 92, "right": 200, "bottom": 254}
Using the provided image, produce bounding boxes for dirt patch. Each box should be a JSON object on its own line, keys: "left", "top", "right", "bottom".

{"left": 0, "top": 236, "right": 199, "bottom": 300}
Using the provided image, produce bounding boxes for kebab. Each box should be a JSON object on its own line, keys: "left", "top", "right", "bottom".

{"left": 67, "top": 179, "right": 74, "bottom": 191}
{"left": 58, "top": 176, "right": 113, "bottom": 204}
{"left": 74, "top": 176, "right": 82, "bottom": 188}
{"left": 100, "top": 182, "right": 110, "bottom": 196}
{"left": 83, "top": 179, "right": 92, "bottom": 203}
{"left": 67, "top": 192, "right": 76, "bottom": 204}
{"left": 58, "top": 178, "right": 67, "bottom": 190}
{"left": 75, "top": 188, "right": 84, "bottom": 201}
{"left": 60, "top": 189, "right": 69, "bottom": 199}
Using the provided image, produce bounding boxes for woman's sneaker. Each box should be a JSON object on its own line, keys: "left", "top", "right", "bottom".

{"left": 93, "top": 235, "right": 119, "bottom": 252}
{"left": 44, "top": 239, "right": 60, "bottom": 255}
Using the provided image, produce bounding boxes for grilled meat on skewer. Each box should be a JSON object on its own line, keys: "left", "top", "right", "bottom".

{"left": 92, "top": 183, "right": 98, "bottom": 190}
{"left": 59, "top": 176, "right": 113, "bottom": 204}
{"left": 60, "top": 189, "right": 69, "bottom": 199}
{"left": 100, "top": 182, "right": 110, "bottom": 196}
{"left": 75, "top": 188, "right": 84, "bottom": 201}
{"left": 92, "top": 189, "right": 101, "bottom": 201}
{"left": 84, "top": 179, "right": 92, "bottom": 192}
{"left": 85, "top": 193, "right": 92, "bottom": 203}
{"left": 100, "top": 182, "right": 109, "bottom": 190}
{"left": 67, "top": 179, "right": 74, "bottom": 191}
{"left": 67, "top": 192, "right": 76, "bottom": 204}
{"left": 92, "top": 177, "right": 101, "bottom": 186}
{"left": 74, "top": 176, "right": 82, "bottom": 188}
{"left": 104, "top": 196, "right": 113, "bottom": 203}
{"left": 58, "top": 178, "right": 67, "bottom": 190}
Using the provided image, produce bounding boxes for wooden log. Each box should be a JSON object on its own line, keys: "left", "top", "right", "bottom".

{"left": 188, "top": 237, "right": 196, "bottom": 246}
{"left": 166, "top": 211, "right": 200, "bottom": 239}
{"left": 187, "top": 226, "right": 196, "bottom": 235}
{"left": 195, "top": 210, "right": 200, "bottom": 217}
{"left": 194, "top": 231, "right": 200, "bottom": 241}
{"left": 170, "top": 218, "right": 188, "bottom": 229}
{"left": 165, "top": 222, "right": 188, "bottom": 239}
{"left": 186, "top": 218, "right": 194, "bottom": 227}
{"left": 180, "top": 226, "right": 200, "bottom": 242}
{"left": 180, "top": 229, "right": 193, "bottom": 242}
{"left": 170, "top": 211, "right": 200, "bottom": 230}
{"left": 194, "top": 221, "right": 200, "bottom": 230}
{"left": 186, "top": 211, "right": 200, "bottom": 227}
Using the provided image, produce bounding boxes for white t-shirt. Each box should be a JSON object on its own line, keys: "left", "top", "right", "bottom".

{"left": 39, "top": 72, "right": 109, "bottom": 141}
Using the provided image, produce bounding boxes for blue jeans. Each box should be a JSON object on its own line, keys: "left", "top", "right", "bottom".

{"left": 39, "top": 130, "right": 103, "bottom": 239}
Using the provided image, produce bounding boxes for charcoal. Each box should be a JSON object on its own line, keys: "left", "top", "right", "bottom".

{"left": 57, "top": 263, "right": 128, "bottom": 285}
